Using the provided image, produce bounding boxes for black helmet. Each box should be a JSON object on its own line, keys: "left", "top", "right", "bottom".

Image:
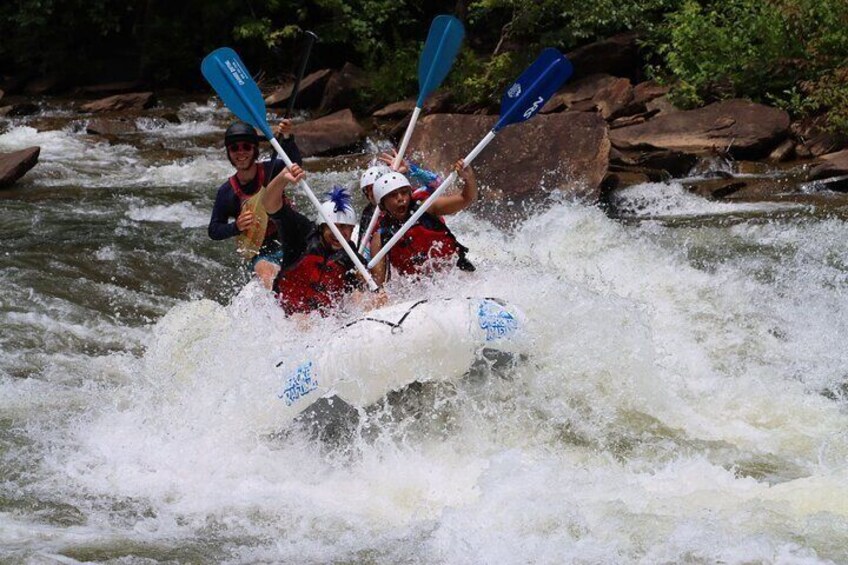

{"left": 224, "top": 121, "right": 259, "bottom": 146}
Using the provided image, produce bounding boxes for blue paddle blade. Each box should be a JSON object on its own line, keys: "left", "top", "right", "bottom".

{"left": 494, "top": 48, "right": 573, "bottom": 132}
{"left": 201, "top": 47, "right": 274, "bottom": 139}
{"left": 417, "top": 15, "right": 465, "bottom": 107}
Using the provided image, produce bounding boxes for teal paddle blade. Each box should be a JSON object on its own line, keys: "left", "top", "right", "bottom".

{"left": 417, "top": 15, "right": 465, "bottom": 107}
{"left": 201, "top": 47, "right": 274, "bottom": 139}
{"left": 494, "top": 48, "right": 573, "bottom": 132}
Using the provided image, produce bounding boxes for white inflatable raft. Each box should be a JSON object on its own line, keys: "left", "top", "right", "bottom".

{"left": 274, "top": 297, "right": 527, "bottom": 422}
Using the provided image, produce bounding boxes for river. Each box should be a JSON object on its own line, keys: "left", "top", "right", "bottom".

{"left": 2, "top": 100, "right": 848, "bottom": 564}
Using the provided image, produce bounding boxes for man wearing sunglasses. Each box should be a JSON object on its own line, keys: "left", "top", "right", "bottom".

{"left": 208, "top": 119, "right": 310, "bottom": 289}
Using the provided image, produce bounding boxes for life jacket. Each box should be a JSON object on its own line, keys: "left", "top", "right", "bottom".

{"left": 380, "top": 201, "right": 473, "bottom": 276}
{"left": 228, "top": 164, "right": 277, "bottom": 239}
{"left": 274, "top": 235, "right": 353, "bottom": 315}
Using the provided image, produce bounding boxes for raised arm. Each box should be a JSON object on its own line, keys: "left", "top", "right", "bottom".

{"left": 262, "top": 163, "right": 305, "bottom": 214}
{"left": 427, "top": 159, "right": 478, "bottom": 216}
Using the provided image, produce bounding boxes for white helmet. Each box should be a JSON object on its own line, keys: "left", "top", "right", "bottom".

{"left": 373, "top": 172, "right": 412, "bottom": 205}
{"left": 318, "top": 186, "right": 357, "bottom": 226}
{"left": 360, "top": 165, "right": 390, "bottom": 190}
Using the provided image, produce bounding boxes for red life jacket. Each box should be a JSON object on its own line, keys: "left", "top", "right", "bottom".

{"left": 381, "top": 203, "right": 467, "bottom": 276}
{"left": 228, "top": 164, "right": 276, "bottom": 239}
{"left": 274, "top": 242, "right": 351, "bottom": 316}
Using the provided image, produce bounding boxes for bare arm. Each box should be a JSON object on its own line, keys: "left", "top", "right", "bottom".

{"left": 427, "top": 159, "right": 478, "bottom": 216}
{"left": 369, "top": 230, "right": 387, "bottom": 285}
{"left": 262, "top": 163, "right": 305, "bottom": 214}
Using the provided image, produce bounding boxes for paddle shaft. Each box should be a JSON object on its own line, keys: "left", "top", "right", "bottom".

{"left": 367, "top": 130, "right": 496, "bottom": 269}
{"left": 357, "top": 207, "right": 381, "bottom": 255}
{"left": 286, "top": 31, "right": 317, "bottom": 118}
{"left": 393, "top": 106, "right": 421, "bottom": 170}
{"left": 269, "top": 138, "right": 379, "bottom": 291}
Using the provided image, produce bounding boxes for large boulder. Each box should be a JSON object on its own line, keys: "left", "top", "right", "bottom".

{"left": 265, "top": 69, "right": 332, "bottom": 109}
{"left": 0, "top": 147, "right": 40, "bottom": 189}
{"left": 407, "top": 112, "right": 609, "bottom": 214}
{"left": 293, "top": 109, "right": 365, "bottom": 157}
{"left": 319, "top": 63, "right": 365, "bottom": 114}
{"left": 80, "top": 92, "right": 155, "bottom": 113}
{"left": 609, "top": 99, "right": 790, "bottom": 159}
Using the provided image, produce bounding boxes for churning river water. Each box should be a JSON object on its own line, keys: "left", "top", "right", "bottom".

{"left": 2, "top": 101, "right": 848, "bottom": 564}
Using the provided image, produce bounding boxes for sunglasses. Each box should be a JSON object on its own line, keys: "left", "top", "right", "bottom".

{"left": 227, "top": 141, "right": 256, "bottom": 152}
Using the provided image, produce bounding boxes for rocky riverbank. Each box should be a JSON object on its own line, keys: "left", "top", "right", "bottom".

{"left": 3, "top": 33, "right": 848, "bottom": 220}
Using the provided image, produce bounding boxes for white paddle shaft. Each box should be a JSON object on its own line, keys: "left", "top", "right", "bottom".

{"left": 357, "top": 208, "right": 381, "bottom": 255}
{"left": 270, "top": 138, "right": 379, "bottom": 291}
{"left": 367, "top": 130, "right": 496, "bottom": 270}
{"left": 394, "top": 106, "right": 422, "bottom": 169}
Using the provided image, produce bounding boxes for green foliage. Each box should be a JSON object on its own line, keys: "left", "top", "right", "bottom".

{"left": 657, "top": 0, "right": 797, "bottom": 107}
{"left": 804, "top": 67, "right": 848, "bottom": 135}
{"left": 359, "top": 45, "right": 420, "bottom": 108}
{"left": 467, "top": 0, "right": 684, "bottom": 51}
{"left": 653, "top": 0, "right": 848, "bottom": 133}
{"left": 448, "top": 50, "right": 528, "bottom": 108}
{"left": 2, "top": 0, "right": 847, "bottom": 135}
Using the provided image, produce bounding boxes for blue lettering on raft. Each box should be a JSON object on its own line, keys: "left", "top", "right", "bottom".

{"left": 477, "top": 300, "right": 519, "bottom": 341}
{"left": 278, "top": 361, "right": 318, "bottom": 406}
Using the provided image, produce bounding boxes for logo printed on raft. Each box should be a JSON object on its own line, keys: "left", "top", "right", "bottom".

{"left": 278, "top": 360, "right": 318, "bottom": 406}
{"left": 477, "top": 300, "right": 519, "bottom": 341}
{"left": 507, "top": 83, "right": 522, "bottom": 99}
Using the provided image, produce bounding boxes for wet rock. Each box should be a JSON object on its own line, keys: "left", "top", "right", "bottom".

{"left": 86, "top": 118, "right": 138, "bottom": 136}
{"left": 612, "top": 148, "right": 698, "bottom": 178}
{"left": 792, "top": 116, "right": 845, "bottom": 157}
{"left": 809, "top": 150, "right": 848, "bottom": 190}
{"left": 0, "top": 147, "right": 40, "bottom": 189}
{"left": 566, "top": 32, "right": 642, "bottom": 81}
{"left": 373, "top": 99, "right": 416, "bottom": 119}
{"left": 0, "top": 102, "right": 39, "bottom": 117}
{"left": 265, "top": 69, "right": 332, "bottom": 109}
{"left": 768, "top": 139, "right": 795, "bottom": 162}
{"left": 80, "top": 92, "right": 155, "bottom": 113}
{"left": 609, "top": 99, "right": 789, "bottom": 159}
{"left": 319, "top": 63, "right": 365, "bottom": 115}
{"left": 0, "top": 89, "right": 4, "bottom": 103}
{"left": 684, "top": 178, "right": 748, "bottom": 200}
{"left": 293, "top": 109, "right": 365, "bottom": 157}
{"left": 601, "top": 170, "right": 652, "bottom": 193}
{"left": 408, "top": 111, "right": 609, "bottom": 215}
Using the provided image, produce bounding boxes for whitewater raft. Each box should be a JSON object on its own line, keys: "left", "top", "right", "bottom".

{"left": 274, "top": 297, "right": 527, "bottom": 421}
